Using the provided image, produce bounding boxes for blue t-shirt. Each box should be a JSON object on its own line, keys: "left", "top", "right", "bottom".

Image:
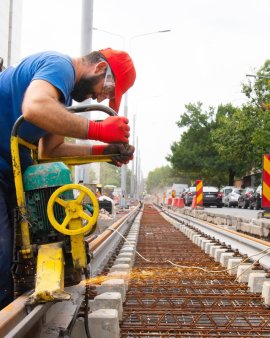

{"left": 0, "top": 51, "right": 75, "bottom": 182}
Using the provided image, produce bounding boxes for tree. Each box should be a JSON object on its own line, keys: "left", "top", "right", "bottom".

{"left": 99, "top": 163, "right": 131, "bottom": 194}
{"left": 240, "top": 59, "right": 270, "bottom": 170}
{"left": 167, "top": 102, "right": 227, "bottom": 186}
{"left": 242, "top": 59, "right": 270, "bottom": 110}
{"left": 211, "top": 104, "right": 259, "bottom": 185}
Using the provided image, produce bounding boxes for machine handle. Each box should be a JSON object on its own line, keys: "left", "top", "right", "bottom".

{"left": 11, "top": 104, "right": 117, "bottom": 137}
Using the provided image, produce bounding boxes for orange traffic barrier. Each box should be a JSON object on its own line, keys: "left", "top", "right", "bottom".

{"left": 177, "top": 198, "right": 185, "bottom": 208}
{"left": 196, "top": 180, "right": 203, "bottom": 207}
{"left": 173, "top": 198, "right": 179, "bottom": 207}
{"left": 191, "top": 195, "right": 196, "bottom": 209}
{"left": 262, "top": 155, "right": 270, "bottom": 210}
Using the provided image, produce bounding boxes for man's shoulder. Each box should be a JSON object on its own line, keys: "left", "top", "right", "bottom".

{"left": 27, "top": 51, "right": 71, "bottom": 64}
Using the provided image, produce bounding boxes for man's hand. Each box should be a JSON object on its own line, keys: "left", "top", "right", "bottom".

{"left": 92, "top": 143, "right": 135, "bottom": 167}
{"left": 88, "top": 116, "right": 130, "bottom": 143}
{"left": 103, "top": 143, "right": 135, "bottom": 166}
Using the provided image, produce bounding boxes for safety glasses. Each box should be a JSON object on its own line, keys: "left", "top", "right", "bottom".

{"left": 102, "top": 65, "right": 115, "bottom": 99}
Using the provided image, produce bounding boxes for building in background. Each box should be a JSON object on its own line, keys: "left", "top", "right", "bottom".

{"left": 0, "top": 0, "right": 22, "bottom": 67}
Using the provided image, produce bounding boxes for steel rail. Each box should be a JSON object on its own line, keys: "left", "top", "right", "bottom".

{"left": 4, "top": 303, "right": 51, "bottom": 338}
{"left": 0, "top": 207, "right": 139, "bottom": 337}
{"left": 162, "top": 207, "right": 270, "bottom": 269}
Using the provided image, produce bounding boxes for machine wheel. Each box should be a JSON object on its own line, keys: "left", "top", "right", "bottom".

{"left": 47, "top": 184, "right": 99, "bottom": 236}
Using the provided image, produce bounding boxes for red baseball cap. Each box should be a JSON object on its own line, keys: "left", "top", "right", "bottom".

{"left": 99, "top": 48, "right": 136, "bottom": 113}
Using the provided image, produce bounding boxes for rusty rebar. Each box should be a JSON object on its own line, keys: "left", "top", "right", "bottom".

{"left": 120, "top": 204, "right": 270, "bottom": 337}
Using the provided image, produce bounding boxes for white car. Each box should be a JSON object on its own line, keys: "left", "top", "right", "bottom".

{"left": 224, "top": 188, "right": 243, "bottom": 207}
{"left": 220, "top": 186, "right": 234, "bottom": 205}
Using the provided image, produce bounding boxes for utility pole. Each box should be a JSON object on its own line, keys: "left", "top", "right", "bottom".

{"left": 120, "top": 94, "right": 128, "bottom": 208}
{"left": 75, "top": 0, "right": 94, "bottom": 184}
{"left": 7, "top": 0, "right": 13, "bottom": 66}
{"left": 130, "top": 114, "right": 136, "bottom": 200}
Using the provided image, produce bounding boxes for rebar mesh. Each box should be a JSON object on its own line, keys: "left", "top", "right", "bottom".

{"left": 120, "top": 205, "right": 270, "bottom": 337}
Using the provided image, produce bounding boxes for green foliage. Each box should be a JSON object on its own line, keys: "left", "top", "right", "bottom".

{"left": 99, "top": 163, "right": 131, "bottom": 194}
{"left": 211, "top": 104, "right": 258, "bottom": 176}
{"left": 167, "top": 102, "right": 227, "bottom": 186}
{"left": 100, "top": 163, "right": 121, "bottom": 186}
{"left": 242, "top": 59, "right": 270, "bottom": 109}
{"left": 152, "top": 59, "right": 270, "bottom": 187}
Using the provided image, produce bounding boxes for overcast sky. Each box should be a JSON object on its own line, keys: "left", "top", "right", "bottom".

{"left": 20, "top": 0, "right": 270, "bottom": 176}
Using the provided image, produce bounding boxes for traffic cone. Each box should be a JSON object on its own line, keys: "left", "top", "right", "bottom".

{"left": 173, "top": 198, "right": 179, "bottom": 207}
{"left": 191, "top": 195, "right": 196, "bottom": 209}
{"left": 177, "top": 198, "right": 185, "bottom": 208}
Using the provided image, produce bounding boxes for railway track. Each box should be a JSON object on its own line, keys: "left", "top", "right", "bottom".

{"left": 0, "top": 208, "right": 139, "bottom": 338}
{"left": 120, "top": 204, "right": 270, "bottom": 337}
{"left": 2, "top": 204, "right": 270, "bottom": 337}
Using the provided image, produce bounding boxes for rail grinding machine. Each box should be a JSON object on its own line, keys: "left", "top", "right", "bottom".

{"left": 10, "top": 104, "right": 117, "bottom": 303}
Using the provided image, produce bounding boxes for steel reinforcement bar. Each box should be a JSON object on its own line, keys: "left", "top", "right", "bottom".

{"left": 120, "top": 204, "right": 270, "bottom": 337}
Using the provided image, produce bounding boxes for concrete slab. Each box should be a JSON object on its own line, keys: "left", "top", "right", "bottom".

{"left": 99, "top": 279, "right": 126, "bottom": 302}
{"left": 114, "top": 257, "right": 132, "bottom": 266}
{"left": 248, "top": 272, "right": 267, "bottom": 293}
{"left": 227, "top": 258, "right": 243, "bottom": 275}
{"left": 262, "top": 280, "right": 270, "bottom": 306}
{"left": 210, "top": 245, "right": 222, "bottom": 258}
{"left": 92, "top": 292, "right": 123, "bottom": 320}
{"left": 88, "top": 309, "right": 120, "bottom": 338}
{"left": 236, "top": 263, "right": 253, "bottom": 283}
{"left": 220, "top": 252, "right": 234, "bottom": 267}
{"left": 110, "top": 264, "right": 131, "bottom": 273}
{"left": 214, "top": 248, "right": 227, "bottom": 262}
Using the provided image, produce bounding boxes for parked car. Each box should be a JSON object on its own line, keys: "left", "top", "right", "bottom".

{"left": 237, "top": 187, "right": 255, "bottom": 209}
{"left": 184, "top": 187, "right": 196, "bottom": 206}
{"left": 224, "top": 188, "right": 243, "bottom": 207}
{"left": 171, "top": 183, "right": 188, "bottom": 197}
{"left": 220, "top": 186, "right": 234, "bottom": 206}
{"left": 249, "top": 185, "right": 262, "bottom": 210}
{"left": 181, "top": 187, "right": 189, "bottom": 200}
{"left": 203, "top": 186, "right": 223, "bottom": 207}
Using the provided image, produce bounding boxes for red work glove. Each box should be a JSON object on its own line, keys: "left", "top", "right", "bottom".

{"left": 88, "top": 116, "right": 130, "bottom": 143}
{"left": 92, "top": 143, "right": 135, "bottom": 167}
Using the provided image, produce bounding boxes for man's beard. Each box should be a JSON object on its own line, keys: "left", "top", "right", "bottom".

{"left": 71, "top": 73, "right": 104, "bottom": 102}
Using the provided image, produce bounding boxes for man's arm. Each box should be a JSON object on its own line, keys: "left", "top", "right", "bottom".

{"left": 22, "top": 79, "right": 131, "bottom": 144}
{"left": 39, "top": 134, "right": 134, "bottom": 167}
{"left": 22, "top": 79, "right": 89, "bottom": 139}
{"left": 39, "top": 134, "right": 91, "bottom": 158}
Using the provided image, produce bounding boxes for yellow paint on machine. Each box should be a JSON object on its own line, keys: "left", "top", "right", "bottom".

{"left": 29, "top": 242, "right": 70, "bottom": 303}
{"left": 70, "top": 218, "right": 87, "bottom": 269}
{"left": 10, "top": 135, "right": 32, "bottom": 257}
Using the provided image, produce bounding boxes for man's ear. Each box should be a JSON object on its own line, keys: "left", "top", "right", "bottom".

{"left": 94, "top": 61, "right": 107, "bottom": 75}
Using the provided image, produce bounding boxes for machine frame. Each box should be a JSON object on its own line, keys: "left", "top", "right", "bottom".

{"left": 10, "top": 104, "right": 117, "bottom": 302}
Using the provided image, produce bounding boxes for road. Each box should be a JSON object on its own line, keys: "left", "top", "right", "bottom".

{"left": 203, "top": 206, "right": 262, "bottom": 219}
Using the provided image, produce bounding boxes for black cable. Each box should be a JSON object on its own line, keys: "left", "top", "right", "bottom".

{"left": 83, "top": 267, "right": 92, "bottom": 338}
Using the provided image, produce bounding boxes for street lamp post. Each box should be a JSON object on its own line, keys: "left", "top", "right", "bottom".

{"left": 121, "top": 29, "right": 171, "bottom": 208}
{"left": 92, "top": 27, "right": 171, "bottom": 207}
{"left": 75, "top": 0, "right": 94, "bottom": 185}
{"left": 130, "top": 114, "right": 136, "bottom": 200}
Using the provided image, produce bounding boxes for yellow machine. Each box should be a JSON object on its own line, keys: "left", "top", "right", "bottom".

{"left": 11, "top": 104, "right": 116, "bottom": 303}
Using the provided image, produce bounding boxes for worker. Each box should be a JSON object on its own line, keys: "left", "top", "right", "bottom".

{"left": 0, "top": 48, "right": 136, "bottom": 309}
